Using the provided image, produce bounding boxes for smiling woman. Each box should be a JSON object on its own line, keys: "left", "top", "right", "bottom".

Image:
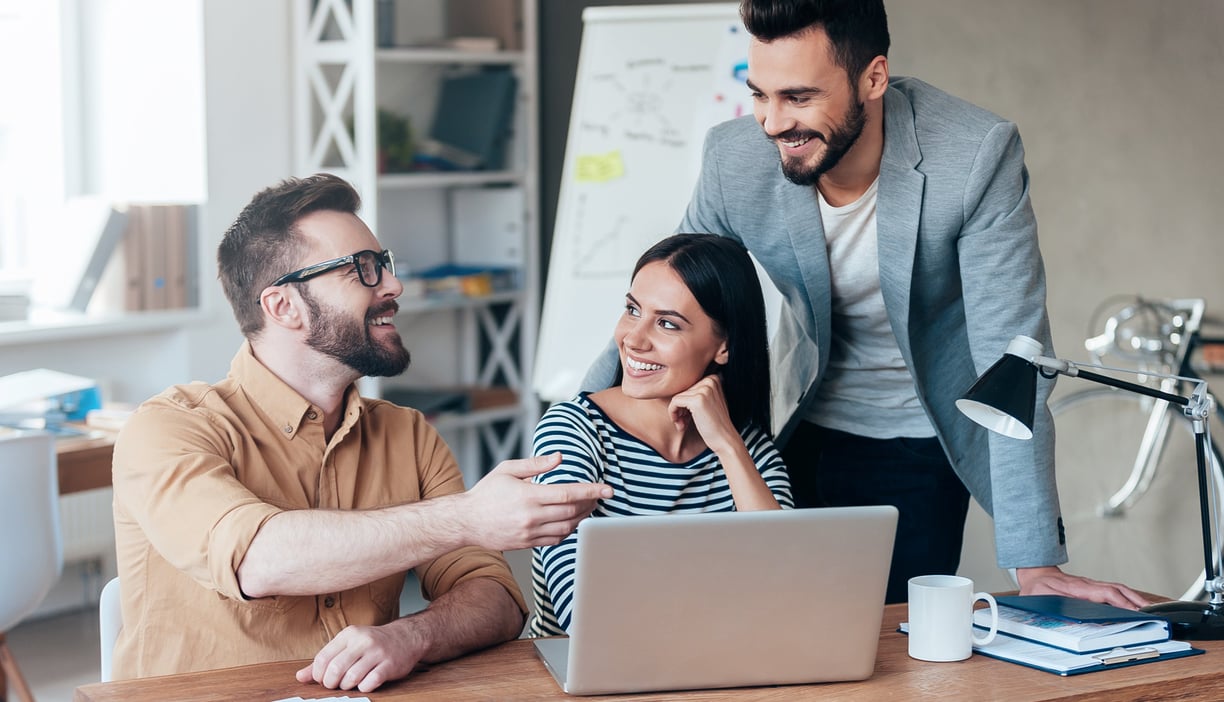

{"left": 525, "top": 232, "right": 793, "bottom": 638}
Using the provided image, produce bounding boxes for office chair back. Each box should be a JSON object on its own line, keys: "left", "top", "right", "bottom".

{"left": 0, "top": 432, "right": 62, "bottom": 702}
{"left": 99, "top": 576, "right": 122, "bottom": 682}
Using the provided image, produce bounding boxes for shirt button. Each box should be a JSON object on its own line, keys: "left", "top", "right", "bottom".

{"left": 307, "top": 410, "right": 318, "bottom": 420}
{"left": 324, "top": 596, "right": 335, "bottom": 608}
{"left": 283, "top": 426, "right": 292, "bottom": 433}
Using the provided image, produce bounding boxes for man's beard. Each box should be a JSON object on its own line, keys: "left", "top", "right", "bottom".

{"left": 776, "top": 98, "right": 868, "bottom": 186}
{"left": 300, "top": 286, "right": 411, "bottom": 377}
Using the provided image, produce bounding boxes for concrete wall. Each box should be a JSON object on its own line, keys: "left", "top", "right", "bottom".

{"left": 885, "top": 0, "right": 1224, "bottom": 593}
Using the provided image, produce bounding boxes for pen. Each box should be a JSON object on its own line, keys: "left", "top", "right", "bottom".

{"left": 1091, "top": 646, "right": 1160, "bottom": 665}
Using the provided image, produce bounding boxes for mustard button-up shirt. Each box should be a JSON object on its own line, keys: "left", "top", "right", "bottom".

{"left": 111, "top": 343, "right": 525, "bottom": 679}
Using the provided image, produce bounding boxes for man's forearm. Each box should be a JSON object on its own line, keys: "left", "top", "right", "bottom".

{"left": 405, "top": 577, "right": 525, "bottom": 664}
{"left": 238, "top": 492, "right": 472, "bottom": 598}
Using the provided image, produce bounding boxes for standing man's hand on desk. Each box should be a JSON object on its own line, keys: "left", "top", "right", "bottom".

{"left": 1016, "top": 566, "right": 1152, "bottom": 609}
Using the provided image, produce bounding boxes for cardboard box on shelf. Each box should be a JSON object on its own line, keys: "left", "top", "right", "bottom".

{"left": 381, "top": 385, "right": 518, "bottom": 416}
{"left": 446, "top": 0, "right": 523, "bottom": 51}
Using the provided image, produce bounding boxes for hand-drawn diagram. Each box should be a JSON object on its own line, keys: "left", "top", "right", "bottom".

{"left": 583, "top": 58, "right": 687, "bottom": 151}
{"left": 561, "top": 22, "right": 750, "bottom": 280}
{"left": 536, "top": 10, "right": 751, "bottom": 401}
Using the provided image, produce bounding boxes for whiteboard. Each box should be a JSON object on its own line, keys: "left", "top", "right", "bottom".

{"left": 533, "top": 3, "right": 751, "bottom": 402}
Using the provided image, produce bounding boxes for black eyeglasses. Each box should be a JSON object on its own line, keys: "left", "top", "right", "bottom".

{"left": 270, "top": 249, "right": 396, "bottom": 288}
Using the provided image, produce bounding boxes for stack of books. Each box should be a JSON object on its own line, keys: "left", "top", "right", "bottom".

{"left": 0, "top": 292, "right": 29, "bottom": 322}
{"left": 402, "top": 264, "right": 519, "bottom": 301}
{"left": 0, "top": 274, "right": 30, "bottom": 321}
{"left": 970, "top": 595, "right": 1202, "bottom": 675}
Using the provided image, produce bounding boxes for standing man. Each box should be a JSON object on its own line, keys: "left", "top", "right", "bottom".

{"left": 585, "top": 0, "right": 1145, "bottom": 607}
{"left": 112, "top": 173, "right": 611, "bottom": 693}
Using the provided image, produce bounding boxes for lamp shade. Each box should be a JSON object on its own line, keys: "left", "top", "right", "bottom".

{"left": 956, "top": 351, "right": 1038, "bottom": 440}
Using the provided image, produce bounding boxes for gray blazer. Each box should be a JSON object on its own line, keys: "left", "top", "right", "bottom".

{"left": 584, "top": 77, "right": 1066, "bottom": 569}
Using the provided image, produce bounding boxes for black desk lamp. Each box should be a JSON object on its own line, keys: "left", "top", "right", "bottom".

{"left": 957, "top": 335, "right": 1224, "bottom": 640}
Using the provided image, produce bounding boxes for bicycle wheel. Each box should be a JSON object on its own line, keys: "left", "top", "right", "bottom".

{"left": 1051, "top": 387, "right": 1224, "bottom": 600}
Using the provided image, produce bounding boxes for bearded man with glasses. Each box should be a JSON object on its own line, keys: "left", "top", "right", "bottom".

{"left": 110, "top": 173, "right": 611, "bottom": 693}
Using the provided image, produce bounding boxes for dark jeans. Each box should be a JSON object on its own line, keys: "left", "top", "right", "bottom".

{"left": 782, "top": 422, "right": 970, "bottom": 604}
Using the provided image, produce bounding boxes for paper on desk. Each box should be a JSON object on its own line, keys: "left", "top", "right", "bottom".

{"left": 898, "top": 622, "right": 1194, "bottom": 675}
{"left": 975, "top": 633, "right": 1192, "bottom": 673}
{"left": 271, "top": 696, "right": 371, "bottom": 702}
{"left": 0, "top": 368, "right": 97, "bottom": 409}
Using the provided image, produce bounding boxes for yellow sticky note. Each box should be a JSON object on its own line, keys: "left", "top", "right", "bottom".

{"left": 575, "top": 151, "right": 625, "bottom": 182}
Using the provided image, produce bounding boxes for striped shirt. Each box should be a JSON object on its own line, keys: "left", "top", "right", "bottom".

{"left": 526, "top": 392, "right": 793, "bottom": 637}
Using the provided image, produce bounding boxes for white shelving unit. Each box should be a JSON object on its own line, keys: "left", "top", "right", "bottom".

{"left": 292, "top": 0, "right": 539, "bottom": 486}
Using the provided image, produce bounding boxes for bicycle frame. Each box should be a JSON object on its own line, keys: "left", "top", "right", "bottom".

{"left": 1079, "top": 298, "right": 1224, "bottom": 601}
{"left": 1102, "top": 331, "right": 1224, "bottom": 518}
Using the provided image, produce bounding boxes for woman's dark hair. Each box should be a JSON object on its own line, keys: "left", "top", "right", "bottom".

{"left": 614, "top": 233, "right": 772, "bottom": 432}
{"left": 741, "top": 0, "right": 890, "bottom": 85}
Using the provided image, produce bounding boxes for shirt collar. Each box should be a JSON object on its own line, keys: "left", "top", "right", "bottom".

{"left": 228, "top": 341, "right": 367, "bottom": 439}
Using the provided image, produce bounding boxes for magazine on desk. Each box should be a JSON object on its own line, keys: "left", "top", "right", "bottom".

{"left": 973, "top": 595, "right": 1170, "bottom": 653}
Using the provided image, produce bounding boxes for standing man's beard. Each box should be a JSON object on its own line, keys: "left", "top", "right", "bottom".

{"left": 300, "top": 286, "right": 411, "bottom": 377}
{"left": 775, "top": 98, "right": 868, "bottom": 187}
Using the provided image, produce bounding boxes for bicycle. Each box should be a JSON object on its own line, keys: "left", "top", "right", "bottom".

{"left": 1051, "top": 296, "right": 1224, "bottom": 601}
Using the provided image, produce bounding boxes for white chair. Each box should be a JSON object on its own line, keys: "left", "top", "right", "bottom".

{"left": 0, "top": 432, "right": 61, "bottom": 702}
{"left": 99, "top": 576, "right": 122, "bottom": 683}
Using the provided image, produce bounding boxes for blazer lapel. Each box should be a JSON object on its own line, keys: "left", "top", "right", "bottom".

{"left": 877, "top": 85, "right": 925, "bottom": 360}
{"left": 780, "top": 176, "right": 831, "bottom": 376}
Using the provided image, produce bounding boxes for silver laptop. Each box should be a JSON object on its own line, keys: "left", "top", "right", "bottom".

{"left": 532, "top": 505, "right": 898, "bottom": 695}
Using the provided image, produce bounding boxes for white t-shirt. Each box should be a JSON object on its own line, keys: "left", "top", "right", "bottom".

{"left": 802, "top": 178, "right": 935, "bottom": 438}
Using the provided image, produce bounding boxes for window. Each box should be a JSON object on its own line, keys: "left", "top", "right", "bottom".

{"left": 0, "top": 0, "right": 205, "bottom": 314}
{"left": 0, "top": 1, "right": 65, "bottom": 280}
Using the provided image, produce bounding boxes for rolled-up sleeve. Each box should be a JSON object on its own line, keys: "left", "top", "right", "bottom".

{"left": 408, "top": 415, "right": 527, "bottom": 614}
{"left": 113, "top": 396, "right": 281, "bottom": 601}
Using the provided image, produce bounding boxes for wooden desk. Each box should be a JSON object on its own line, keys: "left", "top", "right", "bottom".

{"left": 73, "top": 601, "right": 1224, "bottom": 701}
{"left": 55, "top": 429, "right": 115, "bottom": 495}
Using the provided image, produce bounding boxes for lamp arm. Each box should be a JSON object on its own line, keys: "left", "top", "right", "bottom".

{"left": 1029, "top": 352, "right": 1220, "bottom": 597}
{"left": 978, "top": 338, "right": 1224, "bottom": 622}
{"left": 1029, "top": 355, "right": 1192, "bottom": 408}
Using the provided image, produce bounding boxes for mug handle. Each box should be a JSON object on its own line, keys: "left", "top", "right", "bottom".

{"left": 971, "top": 592, "right": 999, "bottom": 646}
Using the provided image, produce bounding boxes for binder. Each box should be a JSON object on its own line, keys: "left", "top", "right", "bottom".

{"left": 428, "top": 69, "right": 517, "bottom": 170}
{"left": 995, "top": 595, "right": 1169, "bottom": 624}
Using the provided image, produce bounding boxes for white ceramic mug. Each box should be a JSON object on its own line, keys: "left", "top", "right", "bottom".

{"left": 907, "top": 574, "right": 999, "bottom": 662}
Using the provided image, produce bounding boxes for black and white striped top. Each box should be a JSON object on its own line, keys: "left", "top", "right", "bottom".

{"left": 525, "top": 392, "right": 793, "bottom": 637}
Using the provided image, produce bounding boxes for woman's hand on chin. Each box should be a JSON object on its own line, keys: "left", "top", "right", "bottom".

{"left": 668, "top": 375, "right": 737, "bottom": 452}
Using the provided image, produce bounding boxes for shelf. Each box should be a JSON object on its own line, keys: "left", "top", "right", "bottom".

{"left": 384, "top": 385, "right": 522, "bottom": 432}
{"left": 376, "top": 47, "right": 525, "bottom": 66}
{"left": 378, "top": 171, "right": 524, "bottom": 189}
{"left": 0, "top": 308, "right": 208, "bottom": 347}
{"left": 431, "top": 402, "right": 523, "bottom": 432}
{"left": 395, "top": 290, "right": 521, "bottom": 316}
{"left": 294, "top": 0, "right": 539, "bottom": 479}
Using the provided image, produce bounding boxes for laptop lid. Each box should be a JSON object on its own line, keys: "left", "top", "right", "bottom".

{"left": 534, "top": 505, "right": 898, "bottom": 695}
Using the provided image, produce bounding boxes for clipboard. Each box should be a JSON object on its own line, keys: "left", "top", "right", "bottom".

{"left": 972, "top": 634, "right": 1204, "bottom": 676}
{"left": 898, "top": 622, "right": 1204, "bottom": 676}
{"left": 1092, "top": 646, "right": 1160, "bottom": 664}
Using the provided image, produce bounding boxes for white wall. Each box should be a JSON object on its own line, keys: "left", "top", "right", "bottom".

{"left": 185, "top": 0, "right": 295, "bottom": 383}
